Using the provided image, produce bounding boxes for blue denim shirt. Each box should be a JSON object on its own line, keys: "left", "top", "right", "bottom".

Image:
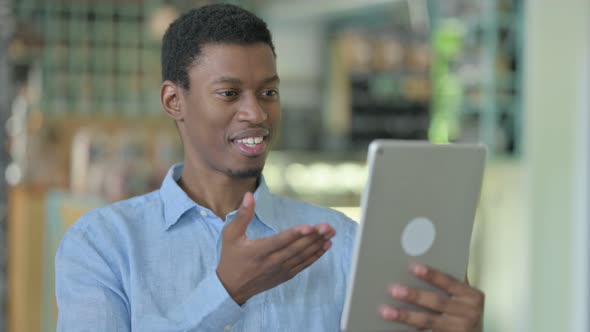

{"left": 56, "top": 163, "right": 357, "bottom": 331}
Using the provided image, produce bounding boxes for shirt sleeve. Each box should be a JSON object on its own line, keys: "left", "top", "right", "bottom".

{"left": 55, "top": 224, "right": 247, "bottom": 332}
{"left": 152, "top": 271, "right": 246, "bottom": 331}
{"left": 55, "top": 227, "right": 131, "bottom": 332}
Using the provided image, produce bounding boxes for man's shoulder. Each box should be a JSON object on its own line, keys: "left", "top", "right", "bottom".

{"left": 63, "top": 190, "right": 163, "bottom": 242}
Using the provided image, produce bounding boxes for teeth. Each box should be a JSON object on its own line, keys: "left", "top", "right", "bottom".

{"left": 236, "top": 136, "right": 264, "bottom": 145}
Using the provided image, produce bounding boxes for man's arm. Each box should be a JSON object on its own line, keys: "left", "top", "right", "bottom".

{"left": 55, "top": 228, "right": 131, "bottom": 331}
{"left": 56, "top": 227, "right": 250, "bottom": 332}
{"left": 56, "top": 193, "right": 336, "bottom": 331}
{"left": 215, "top": 192, "right": 335, "bottom": 305}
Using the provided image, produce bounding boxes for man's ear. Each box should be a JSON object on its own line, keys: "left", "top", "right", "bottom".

{"left": 161, "top": 80, "right": 184, "bottom": 121}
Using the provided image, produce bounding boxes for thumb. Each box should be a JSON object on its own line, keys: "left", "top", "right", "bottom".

{"left": 224, "top": 192, "right": 256, "bottom": 240}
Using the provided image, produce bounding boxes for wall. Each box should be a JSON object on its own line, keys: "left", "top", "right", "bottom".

{"left": 524, "top": 0, "right": 590, "bottom": 331}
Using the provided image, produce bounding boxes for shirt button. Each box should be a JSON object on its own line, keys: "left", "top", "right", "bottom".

{"left": 224, "top": 324, "right": 232, "bottom": 331}
{"left": 200, "top": 210, "right": 208, "bottom": 217}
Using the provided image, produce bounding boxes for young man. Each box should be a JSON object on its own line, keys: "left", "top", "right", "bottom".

{"left": 56, "top": 4, "right": 484, "bottom": 331}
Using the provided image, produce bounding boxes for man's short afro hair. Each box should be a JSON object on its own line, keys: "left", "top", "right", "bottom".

{"left": 161, "top": 4, "right": 276, "bottom": 90}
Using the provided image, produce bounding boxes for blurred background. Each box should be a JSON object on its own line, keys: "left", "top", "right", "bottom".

{"left": 0, "top": 0, "right": 588, "bottom": 331}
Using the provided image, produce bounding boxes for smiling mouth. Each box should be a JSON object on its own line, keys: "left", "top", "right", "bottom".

{"left": 231, "top": 134, "right": 269, "bottom": 157}
{"left": 234, "top": 136, "right": 264, "bottom": 146}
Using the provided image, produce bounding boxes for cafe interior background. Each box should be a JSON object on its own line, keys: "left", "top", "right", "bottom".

{"left": 0, "top": 0, "right": 588, "bottom": 331}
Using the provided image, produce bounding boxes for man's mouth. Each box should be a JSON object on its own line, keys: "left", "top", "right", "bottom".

{"left": 231, "top": 132, "right": 269, "bottom": 157}
{"left": 234, "top": 136, "right": 264, "bottom": 147}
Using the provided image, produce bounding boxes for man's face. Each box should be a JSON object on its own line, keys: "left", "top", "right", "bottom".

{"left": 178, "top": 43, "right": 280, "bottom": 178}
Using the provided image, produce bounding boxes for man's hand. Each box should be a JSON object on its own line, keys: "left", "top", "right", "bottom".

{"left": 379, "top": 264, "right": 484, "bottom": 332}
{"left": 216, "top": 192, "right": 336, "bottom": 305}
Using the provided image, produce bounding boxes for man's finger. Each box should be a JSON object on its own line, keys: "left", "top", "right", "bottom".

{"left": 276, "top": 233, "right": 327, "bottom": 267}
{"left": 256, "top": 225, "right": 314, "bottom": 253}
{"left": 379, "top": 305, "right": 465, "bottom": 331}
{"left": 412, "top": 264, "right": 479, "bottom": 301}
{"left": 388, "top": 285, "right": 474, "bottom": 317}
{"left": 289, "top": 240, "right": 331, "bottom": 275}
{"left": 313, "top": 223, "right": 337, "bottom": 239}
{"left": 223, "top": 192, "right": 256, "bottom": 239}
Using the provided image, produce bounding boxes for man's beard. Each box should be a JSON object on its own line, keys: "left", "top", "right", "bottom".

{"left": 225, "top": 167, "right": 263, "bottom": 179}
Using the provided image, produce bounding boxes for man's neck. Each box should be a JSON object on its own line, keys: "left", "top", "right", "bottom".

{"left": 179, "top": 160, "right": 258, "bottom": 219}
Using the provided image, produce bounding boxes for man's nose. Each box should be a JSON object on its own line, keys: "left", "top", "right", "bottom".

{"left": 237, "top": 94, "right": 268, "bottom": 124}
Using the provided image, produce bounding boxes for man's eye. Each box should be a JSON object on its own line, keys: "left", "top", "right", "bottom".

{"left": 262, "top": 89, "right": 278, "bottom": 97}
{"left": 219, "top": 91, "right": 238, "bottom": 97}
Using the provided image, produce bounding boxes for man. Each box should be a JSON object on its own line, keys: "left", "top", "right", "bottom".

{"left": 56, "top": 4, "right": 484, "bottom": 331}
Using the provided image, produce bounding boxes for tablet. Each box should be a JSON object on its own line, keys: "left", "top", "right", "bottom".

{"left": 341, "top": 140, "right": 486, "bottom": 332}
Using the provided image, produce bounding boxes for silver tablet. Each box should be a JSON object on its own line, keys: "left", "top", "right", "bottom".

{"left": 341, "top": 140, "right": 486, "bottom": 332}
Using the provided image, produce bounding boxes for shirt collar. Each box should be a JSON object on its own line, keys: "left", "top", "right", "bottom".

{"left": 160, "top": 163, "right": 197, "bottom": 230}
{"left": 159, "top": 163, "right": 278, "bottom": 231}
{"left": 252, "top": 176, "right": 277, "bottom": 232}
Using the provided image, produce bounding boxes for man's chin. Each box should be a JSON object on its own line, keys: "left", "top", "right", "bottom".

{"left": 226, "top": 167, "right": 263, "bottom": 179}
